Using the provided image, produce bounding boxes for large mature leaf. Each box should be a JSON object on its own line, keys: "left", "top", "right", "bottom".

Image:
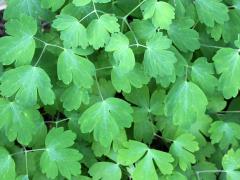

{"left": 105, "top": 33, "right": 135, "bottom": 73}
{"left": 209, "top": 121, "right": 240, "bottom": 150}
{"left": 0, "top": 147, "right": 16, "bottom": 180}
{"left": 111, "top": 64, "right": 150, "bottom": 93}
{"left": 195, "top": 0, "right": 229, "bottom": 27}
{"left": 60, "top": 84, "right": 89, "bottom": 111}
{"left": 89, "top": 162, "right": 121, "bottom": 180}
{"left": 57, "top": 49, "right": 95, "bottom": 88}
{"left": 168, "top": 18, "right": 200, "bottom": 52}
{"left": 41, "top": 0, "right": 65, "bottom": 11}
{"left": 170, "top": 134, "right": 199, "bottom": 171}
{"left": 87, "top": 14, "right": 120, "bottom": 49}
{"left": 0, "top": 65, "right": 55, "bottom": 106}
{"left": 79, "top": 98, "right": 133, "bottom": 147}
{"left": 4, "top": 0, "right": 51, "bottom": 20}
{"left": 164, "top": 80, "right": 208, "bottom": 126}
{"left": 118, "top": 140, "right": 174, "bottom": 180}
{"left": 191, "top": 57, "right": 218, "bottom": 94}
{"left": 141, "top": 0, "right": 175, "bottom": 29}
{"left": 222, "top": 149, "right": 240, "bottom": 180}
{"left": 40, "top": 127, "right": 83, "bottom": 179}
{"left": 0, "top": 15, "right": 37, "bottom": 66}
{"left": 0, "top": 99, "right": 39, "bottom": 145}
{"left": 213, "top": 48, "right": 240, "bottom": 99}
{"left": 52, "top": 15, "right": 88, "bottom": 48}
{"left": 143, "top": 32, "right": 177, "bottom": 78}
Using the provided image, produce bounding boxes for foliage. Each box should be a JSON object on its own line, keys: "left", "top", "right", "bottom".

{"left": 0, "top": 0, "right": 240, "bottom": 179}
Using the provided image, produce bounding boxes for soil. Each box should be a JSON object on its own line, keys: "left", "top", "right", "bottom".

{"left": 0, "top": 11, "right": 5, "bottom": 37}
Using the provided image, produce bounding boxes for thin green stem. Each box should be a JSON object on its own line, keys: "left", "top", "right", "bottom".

{"left": 34, "top": 36, "right": 66, "bottom": 50}
{"left": 200, "top": 44, "right": 226, "bottom": 49}
{"left": 96, "top": 66, "right": 113, "bottom": 71}
{"left": 24, "top": 147, "right": 29, "bottom": 178}
{"left": 196, "top": 170, "right": 227, "bottom": 180}
{"left": 218, "top": 110, "right": 240, "bottom": 113}
{"left": 92, "top": 1, "right": 100, "bottom": 19}
{"left": 154, "top": 134, "right": 174, "bottom": 142}
{"left": 34, "top": 44, "right": 47, "bottom": 66}
{"left": 123, "top": 0, "right": 146, "bottom": 18}
{"left": 129, "top": 43, "right": 148, "bottom": 49}
{"left": 79, "top": 10, "right": 95, "bottom": 22}
{"left": 46, "top": 43, "right": 66, "bottom": 50}
{"left": 94, "top": 74, "right": 104, "bottom": 101}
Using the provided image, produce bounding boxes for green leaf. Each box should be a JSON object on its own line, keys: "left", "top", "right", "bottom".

{"left": 0, "top": 99, "right": 38, "bottom": 145}
{"left": 57, "top": 49, "right": 95, "bottom": 88}
{"left": 106, "top": 33, "right": 135, "bottom": 73}
{"left": 170, "top": 133, "right": 199, "bottom": 171}
{"left": 40, "top": 127, "right": 83, "bottom": 179}
{"left": 111, "top": 64, "right": 150, "bottom": 93}
{"left": 222, "top": 10, "right": 240, "bottom": 43}
{"left": 118, "top": 140, "right": 174, "bottom": 179}
{"left": 132, "top": 109, "right": 155, "bottom": 143}
{"left": 60, "top": 84, "right": 89, "bottom": 111}
{"left": 191, "top": 57, "right": 218, "bottom": 94}
{"left": 164, "top": 80, "right": 208, "bottom": 126}
{"left": 222, "top": 149, "right": 240, "bottom": 180}
{"left": 41, "top": 0, "right": 65, "bottom": 11}
{"left": 87, "top": 14, "right": 120, "bottom": 49}
{"left": 168, "top": 18, "right": 200, "bottom": 52}
{"left": 143, "top": 32, "right": 177, "bottom": 78}
{"left": 130, "top": 19, "right": 156, "bottom": 41}
{"left": 0, "top": 15, "right": 37, "bottom": 66}
{"left": 79, "top": 98, "right": 133, "bottom": 147}
{"left": 73, "top": 0, "right": 91, "bottom": 6}
{"left": 0, "top": 65, "right": 55, "bottom": 106}
{"left": 73, "top": 0, "right": 111, "bottom": 6}
{"left": 141, "top": 0, "right": 175, "bottom": 29}
{"left": 195, "top": 0, "right": 229, "bottom": 27}
{"left": 89, "top": 162, "right": 121, "bottom": 180}
{"left": 52, "top": 15, "right": 88, "bottom": 48}
{"left": 0, "top": 147, "right": 16, "bottom": 180}
{"left": 4, "top": 0, "right": 51, "bottom": 20}
{"left": 124, "top": 86, "right": 165, "bottom": 116}
{"left": 213, "top": 48, "right": 240, "bottom": 99}
{"left": 209, "top": 121, "right": 240, "bottom": 150}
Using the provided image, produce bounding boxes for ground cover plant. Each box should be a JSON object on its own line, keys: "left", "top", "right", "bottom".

{"left": 0, "top": 0, "right": 240, "bottom": 179}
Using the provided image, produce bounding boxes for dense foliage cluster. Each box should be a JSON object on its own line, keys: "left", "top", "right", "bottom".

{"left": 0, "top": 0, "right": 240, "bottom": 179}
